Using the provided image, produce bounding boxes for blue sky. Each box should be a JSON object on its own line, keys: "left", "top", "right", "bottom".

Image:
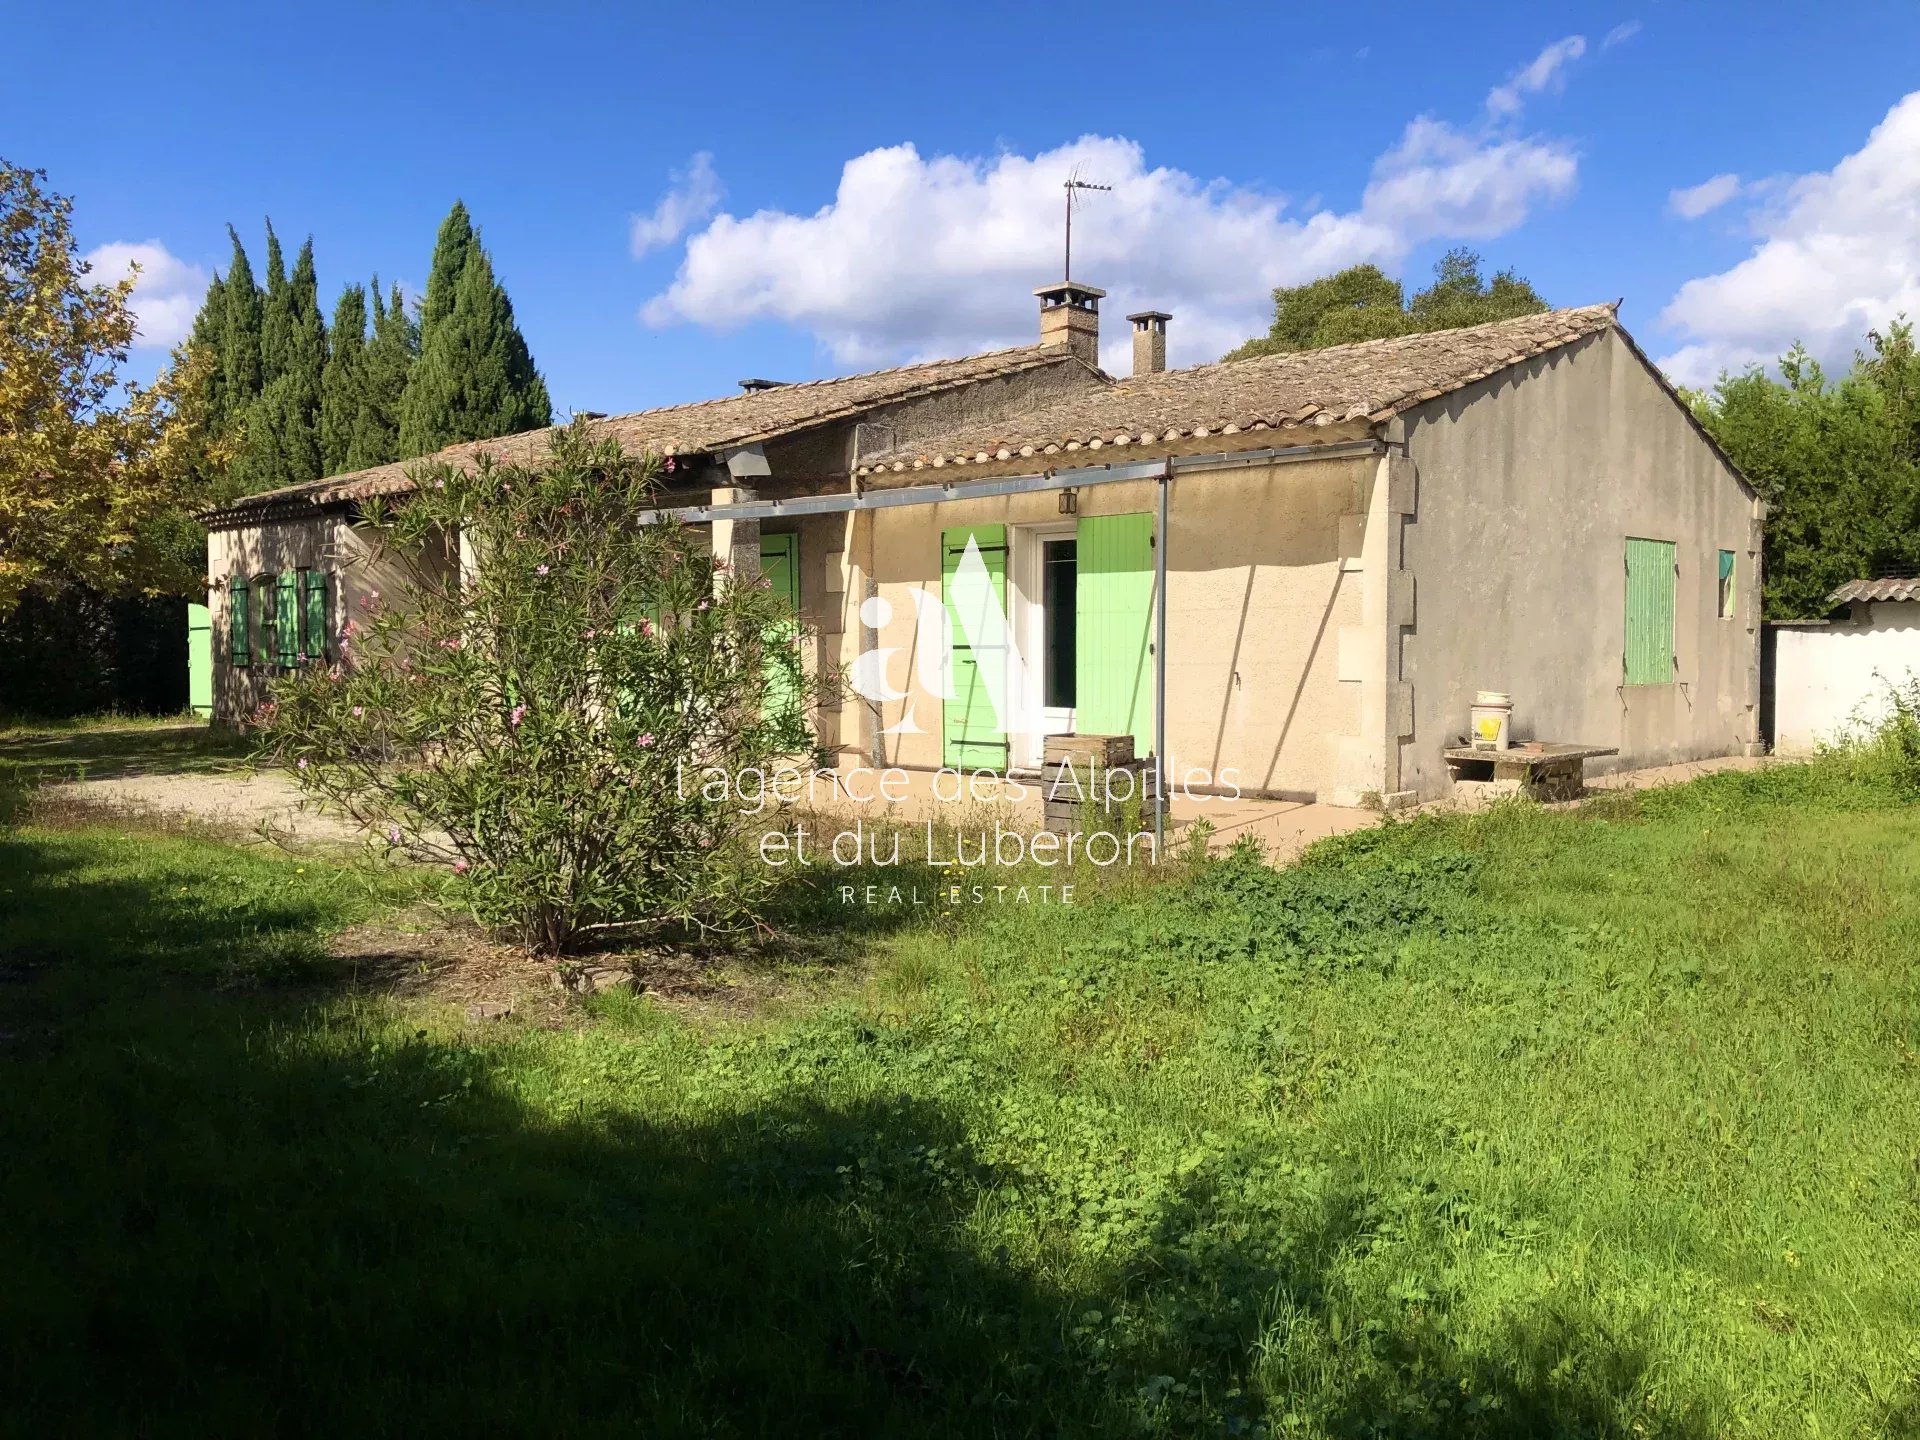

{"left": 11, "top": 1, "right": 1920, "bottom": 413}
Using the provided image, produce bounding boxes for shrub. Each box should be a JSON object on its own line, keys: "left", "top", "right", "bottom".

{"left": 259, "top": 426, "right": 822, "bottom": 953}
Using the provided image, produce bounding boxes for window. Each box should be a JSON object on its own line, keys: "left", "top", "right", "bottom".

{"left": 1042, "top": 538, "right": 1077, "bottom": 709}
{"left": 1624, "top": 538, "right": 1677, "bottom": 685}
{"left": 1717, "top": 549, "right": 1736, "bottom": 618}
{"left": 228, "top": 577, "right": 251, "bottom": 667}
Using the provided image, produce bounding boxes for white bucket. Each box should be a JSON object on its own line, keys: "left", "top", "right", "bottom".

{"left": 1469, "top": 690, "right": 1513, "bottom": 750}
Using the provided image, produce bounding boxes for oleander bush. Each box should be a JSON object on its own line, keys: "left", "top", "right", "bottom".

{"left": 259, "top": 424, "right": 820, "bottom": 952}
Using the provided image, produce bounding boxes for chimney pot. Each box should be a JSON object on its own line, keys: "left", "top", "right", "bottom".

{"left": 1126, "top": 310, "right": 1171, "bottom": 376}
{"left": 1034, "top": 280, "right": 1106, "bottom": 366}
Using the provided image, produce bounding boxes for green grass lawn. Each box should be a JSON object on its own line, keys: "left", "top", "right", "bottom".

{"left": 3, "top": 764, "right": 1919, "bottom": 1436}
{"left": 0, "top": 713, "right": 253, "bottom": 786}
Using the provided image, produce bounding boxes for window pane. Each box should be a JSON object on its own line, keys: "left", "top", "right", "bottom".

{"left": 1043, "top": 540, "right": 1076, "bottom": 709}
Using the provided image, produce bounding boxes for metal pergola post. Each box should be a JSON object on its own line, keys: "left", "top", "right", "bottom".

{"left": 1154, "top": 464, "right": 1170, "bottom": 860}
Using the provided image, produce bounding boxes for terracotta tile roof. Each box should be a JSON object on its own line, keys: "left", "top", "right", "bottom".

{"left": 853, "top": 304, "right": 1620, "bottom": 475}
{"left": 206, "top": 344, "right": 1080, "bottom": 524}
{"left": 1830, "top": 577, "right": 1920, "bottom": 604}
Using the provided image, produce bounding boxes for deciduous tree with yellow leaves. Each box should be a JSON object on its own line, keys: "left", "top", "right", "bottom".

{"left": 0, "top": 160, "right": 211, "bottom": 616}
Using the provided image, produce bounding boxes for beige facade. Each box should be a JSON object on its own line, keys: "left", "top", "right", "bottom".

{"left": 1391, "top": 328, "right": 1762, "bottom": 798}
{"left": 846, "top": 455, "right": 1370, "bottom": 800}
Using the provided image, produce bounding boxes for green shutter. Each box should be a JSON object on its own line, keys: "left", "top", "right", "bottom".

{"left": 1075, "top": 513, "right": 1156, "bottom": 753}
{"left": 301, "top": 570, "right": 329, "bottom": 663}
{"left": 941, "top": 524, "right": 1009, "bottom": 769}
{"left": 188, "top": 603, "right": 213, "bottom": 716}
{"left": 275, "top": 572, "right": 299, "bottom": 668}
{"left": 1625, "top": 537, "right": 1677, "bottom": 685}
{"left": 759, "top": 532, "right": 805, "bottom": 741}
{"left": 1718, "top": 549, "right": 1736, "bottom": 617}
{"left": 228, "top": 578, "right": 250, "bottom": 668}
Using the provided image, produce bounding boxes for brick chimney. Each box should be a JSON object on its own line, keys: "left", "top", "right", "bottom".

{"left": 1127, "top": 310, "right": 1170, "bottom": 376}
{"left": 1034, "top": 281, "right": 1105, "bottom": 366}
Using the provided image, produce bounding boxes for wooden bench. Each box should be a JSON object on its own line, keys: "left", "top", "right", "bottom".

{"left": 1442, "top": 743, "right": 1619, "bottom": 803}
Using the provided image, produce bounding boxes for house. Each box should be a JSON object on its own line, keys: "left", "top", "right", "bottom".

{"left": 203, "top": 278, "right": 1764, "bottom": 807}
{"left": 1768, "top": 577, "right": 1920, "bottom": 752}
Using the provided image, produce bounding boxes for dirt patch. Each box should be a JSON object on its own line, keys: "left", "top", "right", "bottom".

{"left": 325, "top": 910, "right": 773, "bottom": 1025}
{"left": 46, "top": 769, "right": 369, "bottom": 848}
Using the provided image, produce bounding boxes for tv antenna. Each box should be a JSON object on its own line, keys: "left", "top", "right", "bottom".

{"left": 1063, "top": 167, "right": 1111, "bottom": 284}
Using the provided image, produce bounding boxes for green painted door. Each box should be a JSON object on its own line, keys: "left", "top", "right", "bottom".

{"left": 187, "top": 603, "right": 212, "bottom": 717}
{"left": 941, "top": 524, "right": 1009, "bottom": 770}
{"left": 1624, "top": 537, "right": 1677, "bottom": 685}
{"left": 759, "top": 533, "right": 805, "bottom": 740}
{"left": 1075, "top": 513, "right": 1155, "bottom": 753}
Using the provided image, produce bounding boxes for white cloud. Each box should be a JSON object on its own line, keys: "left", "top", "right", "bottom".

{"left": 640, "top": 115, "right": 1577, "bottom": 371}
{"left": 81, "top": 240, "right": 208, "bottom": 349}
{"left": 1658, "top": 91, "right": 1920, "bottom": 385}
{"left": 1602, "top": 20, "right": 1641, "bottom": 49}
{"left": 1669, "top": 173, "right": 1742, "bottom": 219}
{"left": 629, "top": 153, "right": 722, "bottom": 257}
{"left": 1486, "top": 36, "right": 1587, "bottom": 117}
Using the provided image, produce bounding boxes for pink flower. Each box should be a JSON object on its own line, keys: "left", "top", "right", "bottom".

{"left": 637, "top": 732, "right": 656, "bottom": 748}
{"left": 638, "top": 617, "right": 655, "bottom": 638}
{"left": 351, "top": 705, "right": 364, "bottom": 718}
{"left": 452, "top": 859, "right": 469, "bottom": 874}
{"left": 535, "top": 564, "right": 550, "bottom": 577}
{"left": 434, "top": 478, "right": 446, "bottom": 490}
{"left": 664, "top": 457, "right": 676, "bottom": 473}
{"left": 386, "top": 825, "right": 402, "bottom": 845}
{"left": 510, "top": 703, "right": 527, "bottom": 728}
{"left": 697, "top": 599, "right": 710, "bottom": 611}
{"left": 583, "top": 627, "right": 596, "bottom": 640}
{"left": 297, "top": 757, "right": 308, "bottom": 770}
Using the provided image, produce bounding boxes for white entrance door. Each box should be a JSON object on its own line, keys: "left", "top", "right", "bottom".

{"left": 1011, "top": 525, "right": 1078, "bottom": 769}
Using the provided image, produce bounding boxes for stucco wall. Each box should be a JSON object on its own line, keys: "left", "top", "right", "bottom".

{"left": 206, "top": 511, "right": 451, "bottom": 725}
{"left": 1773, "top": 605, "right": 1920, "bottom": 752}
{"left": 1395, "top": 329, "right": 1762, "bottom": 798}
{"left": 854, "top": 454, "right": 1369, "bottom": 799}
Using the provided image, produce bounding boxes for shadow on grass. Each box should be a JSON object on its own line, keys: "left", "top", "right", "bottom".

{"left": 1, "top": 821, "right": 1715, "bottom": 1435}
{"left": 0, "top": 720, "right": 254, "bottom": 783}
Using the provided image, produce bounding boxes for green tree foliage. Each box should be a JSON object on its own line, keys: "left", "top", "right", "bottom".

{"left": 1226, "top": 249, "right": 1550, "bottom": 360}
{"left": 260, "top": 427, "right": 816, "bottom": 953}
{"left": 319, "top": 283, "right": 368, "bottom": 475}
{"left": 416, "top": 200, "right": 476, "bottom": 340}
{"left": 169, "top": 201, "right": 539, "bottom": 497}
{"left": 0, "top": 160, "right": 211, "bottom": 612}
{"left": 398, "top": 239, "right": 552, "bottom": 457}
{"left": 348, "top": 281, "right": 417, "bottom": 471}
{"left": 215, "top": 226, "right": 262, "bottom": 423}
{"left": 1691, "top": 324, "right": 1920, "bottom": 619}
{"left": 257, "top": 222, "right": 289, "bottom": 386}
{"left": 239, "top": 235, "right": 326, "bottom": 491}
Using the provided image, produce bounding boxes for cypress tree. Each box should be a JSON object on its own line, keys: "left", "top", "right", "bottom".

{"left": 182, "top": 268, "right": 228, "bottom": 429}
{"left": 258, "top": 220, "right": 289, "bottom": 387}
{"left": 399, "top": 222, "right": 550, "bottom": 456}
{"left": 417, "top": 200, "right": 476, "bottom": 341}
{"left": 349, "top": 279, "right": 417, "bottom": 469}
{"left": 217, "top": 226, "right": 262, "bottom": 421}
{"left": 242, "top": 234, "right": 326, "bottom": 489}
{"left": 319, "top": 282, "right": 368, "bottom": 475}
